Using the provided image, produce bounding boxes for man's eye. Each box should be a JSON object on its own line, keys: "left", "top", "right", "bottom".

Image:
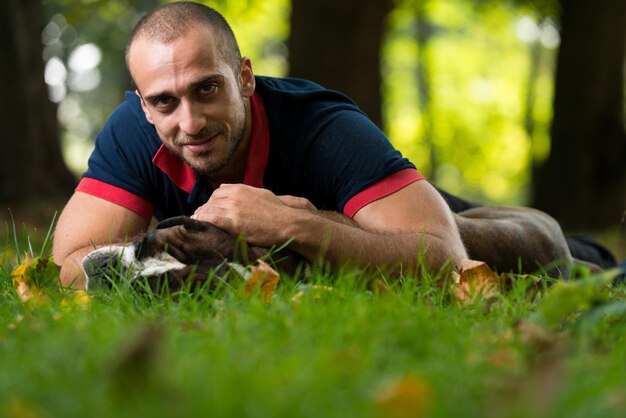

{"left": 152, "top": 96, "right": 174, "bottom": 108}
{"left": 199, "top": 83, "right": 216, "bottom": 95}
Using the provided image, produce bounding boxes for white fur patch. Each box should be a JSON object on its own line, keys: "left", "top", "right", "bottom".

{"left": 139, "top": 252, "right": 186, "bottom": 276}
{"left": 83, "top": 245, "right": 185, "bottom": 279}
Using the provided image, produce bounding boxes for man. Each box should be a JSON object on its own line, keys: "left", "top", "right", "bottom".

{"left": 52, "top": 2, "right": 610, "bottom": 288}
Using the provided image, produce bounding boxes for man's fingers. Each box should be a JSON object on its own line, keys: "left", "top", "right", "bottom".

{"left": 278, "top": 195, "right": 316, "bottom": 210}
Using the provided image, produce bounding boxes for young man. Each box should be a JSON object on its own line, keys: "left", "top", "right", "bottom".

{"left": 53, "top": 2, "right": 466, "bottom": 287}
{"left": 52, "top": 2, "right": 611, "bottom": 288}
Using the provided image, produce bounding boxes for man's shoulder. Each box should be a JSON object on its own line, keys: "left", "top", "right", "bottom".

{"left": 100, "top": 91, "right": 159, "bottom": 148}
{"left": 254, "top": 76, "right": 356, "bottom": 106}
{"left": 254, "top": 75, "right": 364, "bottom": 128}
{"left": 106, "top": 91, "right": 149, "bottom": 126}
{"left": 254, "top": 75, "right": 325, "bottom": 94}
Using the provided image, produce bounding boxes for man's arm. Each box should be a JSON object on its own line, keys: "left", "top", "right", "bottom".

{"left": 192, "top": 180, "right": 467, "bottom": 276}
{"left": 53, "top": 192, "right": 150, "bottom": 288}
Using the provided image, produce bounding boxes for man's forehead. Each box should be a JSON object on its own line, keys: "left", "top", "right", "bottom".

{"left": 129, "top": 24, "right": 216, "bottom": 56}
{"left": 128, "top": 26, "right": 219, "bottom": 70}
{"left": 128, "top": 29, "right": 228, "bottom": 93}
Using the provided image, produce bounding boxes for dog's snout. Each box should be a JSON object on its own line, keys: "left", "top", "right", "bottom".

{"left": 82, "top": 246, "right": 130, "bottom": 291}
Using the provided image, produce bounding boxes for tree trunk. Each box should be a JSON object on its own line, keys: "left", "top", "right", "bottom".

{"left": 0, "top": 0, "right": 75, "bottom": 204}
{"left": 287, "top": 0, "right": 394, "bottom": 129}
{"left": 532, "top": 0, "right": 626, "bottom": 231}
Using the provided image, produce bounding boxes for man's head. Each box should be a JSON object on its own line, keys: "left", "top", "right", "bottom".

{"left": 126, "top": 1, "right": 241, "bottom": 74}
{"left": 126, "top": 1, "right": 255, "bottom": 178}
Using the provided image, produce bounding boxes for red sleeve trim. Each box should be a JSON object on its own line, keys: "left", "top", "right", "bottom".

{"left": 76, "top": 177, "right": 154, "bottom": 221}
{"left": 343, "top": 168, "right": 425, "bottom": 218}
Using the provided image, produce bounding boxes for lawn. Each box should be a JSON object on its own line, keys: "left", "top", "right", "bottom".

{"left": 1, "top": 219, "right": 626, "bottom": 418}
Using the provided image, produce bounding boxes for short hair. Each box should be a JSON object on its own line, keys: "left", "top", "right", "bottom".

{"left": 126, "top": 1, "right": 241, "bottom": 72}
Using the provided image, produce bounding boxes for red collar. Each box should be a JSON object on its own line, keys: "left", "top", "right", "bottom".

{"left": 152, "top": 92, "right": 270, "bottom": 192}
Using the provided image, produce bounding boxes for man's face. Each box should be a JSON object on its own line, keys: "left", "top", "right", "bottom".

{"left": 128, "top": 27, "right": 255, "bottom": 177}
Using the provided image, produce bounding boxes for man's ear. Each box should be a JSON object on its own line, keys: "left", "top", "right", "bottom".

{"left": 239, "top": 57, "right": 255, "bottom": 98}
{"left": 136, "top": 90, "right": 154, "bottom": 125}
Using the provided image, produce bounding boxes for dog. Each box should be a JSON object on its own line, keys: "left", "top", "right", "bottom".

{"left": 82, "top": 206, "right": 575, "bottom": 291}
{"left": 453, "top": 206, "right": 574, "bottom": 278}
{"left": 82, "top": 216, "right": 304, "bottom": 291}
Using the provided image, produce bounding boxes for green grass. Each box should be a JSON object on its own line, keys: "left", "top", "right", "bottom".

{"left": 1, "top": 223, "right": 626, "bottom": 418}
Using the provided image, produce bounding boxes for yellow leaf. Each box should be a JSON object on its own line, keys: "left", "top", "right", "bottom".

{"left": 373, "top": 374, "right": 432, "bottom": 418}
{"left": 452, "top": 259, "right": 503, "bottom": 304}
{"left": 10, "top": 256, "right": 63, "bottom": 306}
{"left": 11, "top": 259, "right": 38, "bottom": 303}
{"left": 244, "top": 259, "right": 280, "bottom": 303}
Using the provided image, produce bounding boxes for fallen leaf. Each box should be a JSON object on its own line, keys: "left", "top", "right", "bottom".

{"left": 373, "top": 374, "right": 432, "bottom": 418}
{"left": 11, "top": 258, "right": 44, "bottom": 303}
{"left": 452, "top": 259, "right": 504, "bottom": 304}
{"left": 11, "top": 256, "right": 89, "bottom": 307}
{"left": 243, "top": 259, "right": 280, "bottom": 303}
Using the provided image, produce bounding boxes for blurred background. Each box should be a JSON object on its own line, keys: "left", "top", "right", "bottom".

{"left": 1, "top": 0, "right": 624, "bottom": 246}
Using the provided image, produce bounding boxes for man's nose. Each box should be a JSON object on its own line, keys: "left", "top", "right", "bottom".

{"left": 178, "top": 100, "right": 205, "bottom": 135}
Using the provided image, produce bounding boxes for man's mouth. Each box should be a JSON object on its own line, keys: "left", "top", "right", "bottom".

{"left": 182, "top": 133, "right": 220, "bottom": 153}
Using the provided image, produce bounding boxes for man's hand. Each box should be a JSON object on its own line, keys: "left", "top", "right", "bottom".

{"left": 191, "top": 184, "right": 303, "bottom": 247}
{"left": 277, "top": 194, "right": 317, "bottom": 211}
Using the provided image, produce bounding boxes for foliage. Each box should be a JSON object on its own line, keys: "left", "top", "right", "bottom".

{"left": 383, "top": 0, "right": 560, "bottom": 204}
{"left": 1, "top": 226, "right": 626, "bottom": 417}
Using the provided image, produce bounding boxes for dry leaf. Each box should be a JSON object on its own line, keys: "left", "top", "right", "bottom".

{"left": 11, "top": 259, "right": 42, "bottom": 303}
{"left": 11, "top": 257, "right": 90, "bottom": 307}
{"left": 244, "top": 259, "right": 280, "bottom": 303}
{"left": 373, "top": 374, "right": 432, "bottom": 418}
{"left": 452, "top": 259, "right": 504, "bottom": 304}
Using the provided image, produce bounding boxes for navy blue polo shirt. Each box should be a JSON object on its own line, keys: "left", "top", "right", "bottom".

{"left": 77, "top": 76, "right": 424, "bottom": 221}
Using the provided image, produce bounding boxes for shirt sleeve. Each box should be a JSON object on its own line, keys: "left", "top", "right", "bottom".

{"left": 77, "top": 96, "right": 158, "bottom": 221}
{"left": 343, "top": 168, "right": 425, "bottom": 217}
{"left": 301, "top": 107, "right": 422, "bottom": 214}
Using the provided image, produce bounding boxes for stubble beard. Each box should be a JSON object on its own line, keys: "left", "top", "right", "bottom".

{"left": 165, "top": 103, "right": 247, "bottom": 177}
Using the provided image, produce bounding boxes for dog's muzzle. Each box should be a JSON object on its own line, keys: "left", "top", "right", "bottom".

{"left": 82, "top": 245, "right": 186, "bottom": 291}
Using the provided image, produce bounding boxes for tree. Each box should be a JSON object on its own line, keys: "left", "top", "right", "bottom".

{"left": 287, "top": 0, "right": 394, "bottom": 128}
{"left": 532, "top": 0, "right": 626, "bottom": 230}
{"left": 0, "top": 0, "right": 75, "bottom": 204}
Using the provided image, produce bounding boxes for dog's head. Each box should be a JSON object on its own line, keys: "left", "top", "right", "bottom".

{"left": 82, "top": 216, "right": 258, "bottom": 291}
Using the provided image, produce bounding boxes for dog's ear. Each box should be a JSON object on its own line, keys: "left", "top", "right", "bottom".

{"left": 82, "top": 246, "right": 129, "bottom": 291}
{"left": 155, "top": 216, "right": 227, "bottom": 235}
{"left": 154, "top": 216, "right": 189, "bottom": 230}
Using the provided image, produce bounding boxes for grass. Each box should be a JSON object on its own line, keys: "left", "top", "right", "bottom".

{"left": 1, "top": 219, "right": 626, "bottom": 418}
